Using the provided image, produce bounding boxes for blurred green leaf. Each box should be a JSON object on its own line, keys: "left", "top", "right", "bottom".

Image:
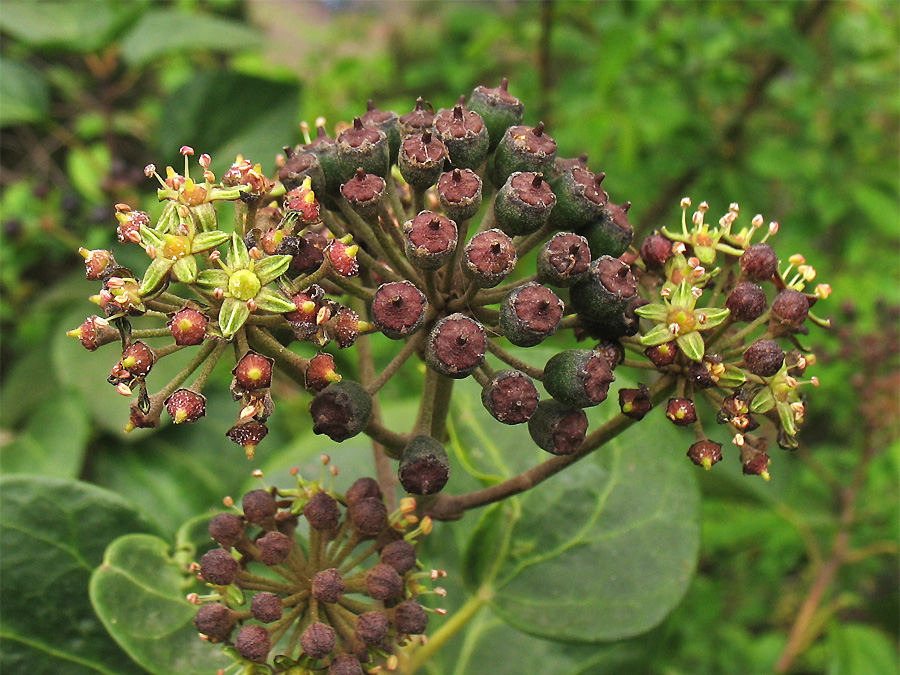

{"left": 119, "top": 9, "right": 262, "bottom": 67}
{"left": 0, "top": 1, "right": 142, "bottom": 52}
{"left": 0, "top": 475, "right": 157, "bottom": 674}
{"left": 828, "top": 623, "right": 900, "bottom": 675}
{"left": 90, "top": 534, "right": 230, "bottom": 675}
{"left": 0, "top": 58, "right": 49, "bottom": 126}
{"left": 66, "top": 143, "right": 112, "bottom": 203}
{"left": 464, "top": 424, "right": 700, "bottom": 642}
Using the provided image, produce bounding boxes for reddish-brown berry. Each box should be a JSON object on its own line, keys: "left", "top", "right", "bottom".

{"left": 366, "top": 563, "right": 405, "bottom": 600}
{"left": 256, "top": 531, "right": 292, "bottom": 566}
{"left": 167, "top": 308, "right": 208, "bottom": 345}
{"left": 372, "top": 281, "right": 427, "bottom": 339}
{"left": 251, "top": 592, "right": 283, "bottom": 623}
{"left": 312, "top": 568, "right": 345, "bottom": 603}
{"left": 740, "top": 243, "right": 778, "bottom": 282}
{"left": 199, "top": 548, "right": 239, "bottom": 585}
{"left": 726, "top": 282, "right": 768, "bottom": 322}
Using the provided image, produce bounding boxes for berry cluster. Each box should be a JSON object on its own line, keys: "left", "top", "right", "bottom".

{"left": 192, "top": 463, "right": 442, "bottom": 673}
{"left": 70, "top": 79, "right": 830, "bottom": 489}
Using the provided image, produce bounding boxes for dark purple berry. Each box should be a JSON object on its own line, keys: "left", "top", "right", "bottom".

{"left": 464, "top": 228, "right": 517, "bottom": 288}
{"left": 348, "top": 497, "right": 388, "bottom": 536}
{"left": 312, "top": 568, "right": 345, "bottom": 603}
{"left": 355, "top": 611, "right": 390, "bottom": 643}
{"left": 346, "top": 477, "right": 382, "bottom": 506}
{"left": 372, "top": 281, "right": 427, "bottom": 339}
{"left": 771, "top": 289, "right": 810, "bottom": 328}
{"left": 639, "top": 234, "right": 673, "bottom": 270}
{"left": 481, "top": 369, "right": 540, "bottom": 425}
{"left": 256, "top": 531, "right": 292, "bottom": 566}
{"left": 528, "top": 400, "right": 588, "bottom": 455}
{"left": 665, "top": 398, "right": 697, "bottom": 426}
{"left": 424, "top": 314, "right": 486, "bottom": 379}
{"left": 304, "top": 491, "right": 341, "bottom": 530}
{"left": 301, "top": 621, "right": 336, "bottom": 659}
{"left": 167, "top": 308, "right": 207, "bottom": 345}
{"left": 743, "top": 339, "right": 785, "bottom": 377}
{"left": 726, "top": 282, "right": 768, "bottom": 322}
{"left": 740, "top": 243, "right": 778, "bottom": 282}
{"left": 438, "top": 168, "right": 483, "bottom": 222}
{"left": 251, "top": 592, "right": 284, "bottom": 623}
{"left": 309, "top": 380, "right": 373, "bottom": 442}
{"left": 543, "top": 349, "right": 615, "bottom": 408}
{"left": 536, "top": 232, "right": 591, "bottom": 287}
{"left": 398, "top": 435, "right": 451, "bottom": 495}
{"left": 392, "top": 600, "right": 429, "bottom": 635}
{"left": 199, "top": 548, "right": 239, "bottom": 585}
{"left": 380, "top": 540, "right": 418, "bottom": 574}
{"left": 235, "top": 624, "right": 271, "bottom": 662}
{"left": 366, "top": 563, "right": 405, "bottom": 600}
{"left": 194, "top": 603, "right": 235, "bottom": 642}
{"left": 618, "top": 384, "right": 652, "bottom": 420}
{"left": 208, "top": 513, "right": 245, "bottom": 548}
{"left": 242, "top": 489, "right": 277, "bottom": 524}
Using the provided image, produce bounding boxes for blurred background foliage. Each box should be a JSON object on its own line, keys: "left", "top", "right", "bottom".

{"left": 0, "top": 1, "right": 897, "bottom": 674}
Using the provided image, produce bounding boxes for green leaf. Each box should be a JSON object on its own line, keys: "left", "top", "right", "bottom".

{"left": 139, "top": 256, "right": 174, "bottom": 296}
{"left": 0, "top": 390, "right": 90, "bottom": 478}
{"left": 195, "top": 268, "right": 228, "bottom": 291}
{"left": 218, "top": 297, "right": 249, "bottom": 339}
{"left": 171, "top": 255, "right": 198, "bottom": 285}
{"left": 66, "top": 143, "right": 112, "bottom": 204}
{"left": 190, "top": 230, "right": 229, "bottom": 253}
{"left": 0, "top": 2, "right": 141, "bottom": 51}
{"left": 0, "top": 57, "right": 49, "bottom": 127}
{"left": 639, "top": 323, "right": 675, "bottom": 347}
{"left": 90, "top": 534, "right": 231, "bottom": 675}
{"left": 119, "top": 9, "right": 263, "bottom": 67}
{"left": 226, "top": 232, "right": 250, "bottom": 271}
{"left": 828, "top": 623, "right": 900, "bottom": 675}
{"left": 634, "top": 303, "right": 668, "bottom": 322}
{"left": 677, "top": 330, "right": 705, "bottom": 362}
{"left": 253, "top": 254, "right": 291, "bottom": 286}
{"left": 0, "top": 475, "right": 158, "bottom": 673}
{"left": 253, "top": 287, "right": 296, "bottom": 314}
{"left": 464, "top": 426, "right": 700, "bottom": 642}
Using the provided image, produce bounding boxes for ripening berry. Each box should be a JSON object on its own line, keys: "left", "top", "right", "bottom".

{"left": 304, "top": 491, "right": 341, "bottom": 530}
{"left": 581, "top": 201, "right": 634, "bottom": 259}
{"left": 208, "top": 513, "right": 245, "bottom": 548}
{"left": 494, "top": 172, "right": 556, "bottom": 236}
{"left": 312, "top": 568, "right": 345, "bottom": 603}
{"left": 547, "top": 166, "right": 607, "bottom": 230}
{"left": 380, "top": 540, "right": 417, "bottom": 575}
{"left": 438, "top": 168, "right": 483, "bottom": 222}
{"left": 433, "top": 104, "right": 489, "bottom": 170}
{"left": 424, "top": 314, "right": 486, "bottom": 378}
{"left": 301, "top": 622, "right": 337, "bottom": 659}
{"left": 740, "top": 243, "right": 778, "bottom": 282}
{"left": 687, "top": 440, "right": 723, "bottom": 470}
{"left": 403, "top": 211, "right": 457, "bottom": 270}
{"left": 309, "top": 380, "right": 373, "bottom": 442}
{"left": 234, "top": 351, "right": 274, "bottom": 391}
{"left": 165, "top": 389, "right": 206, "bottom": 424}
{"left": 398, "top": 435, "right": 451, "bottom": 495}
{"left": 528, "top": 400, "right": 588, "bottom": 455}
{"left": 726, "top": 282, "right": 767, "bottom": 322}
{"left": 392, "top": 600, "right": 429, "bottom": 635}
{"left": 361, "top": 100, "right": 401, "bottom": 161}
{"left": 570, "top": 256, "right": 637, "bottom": 324}
{"left": 666, "top": 398, "right": 697, "bottom": 426}
{"left": 499, "top": 282, "right": 564, "bottom": 347}
{"left": 399, "top": 97, "right": 435, "bottom": 138}
{"left": 398, "top": 130, "right": 447, "bottom": 190}
{"left": 341, "top": 168, "right": 386, "bottom": 222}
{"left": 536, "top": 232, "right": 591, "bottom": 287}
{"left": 355, "top": 611, "right": 390, "bottom": 644}
{"left": 241, "top": 489, "right": 277, "bottom": 524}
{"left": 372, "top": 281, "right": 428, "bottom": 339}
{"left": 251, "top": 592, "right": 284, "bottom": 623}
{"left": 346, "top": 477, "right": 383, "bottom": 506}
{"left": 468, "top": 79, "right": 524, "bottom": 151}
{"left": 193, "top": 603, "right": 235, "bottom": 642}
{"left": 167, "top": 308, "right": 208, "bottom": 345}
{"left": 199, "top": 548, "right": 239, "bottom": 586}
{"left": 481, "top": 369, "right": 540, "bottom": 425}
{"left": 336, "top": 117, "right": 389, "bottom": 181}
{"left": 279, "top": 149, "right": 326, "bottom": 194}
{"left": 256, "top": 531, "right": 292, "bottom": 566}
{"left": 743, "top": 339, "right": 785, "bottom": 377}
{"left": 348, "top": 497, "right": 388, "bottom": 536}
{"left": 235, "top": 624, "right": 271, "bottom": 662}
{"left": 492, "top": 122, "right": 557, "bottom": 188}
{"left": 618, "top": 384, "right": 652, "bottom": 420}
{"left": 366, "top": 563, "right": 405, "bottom": 600}
{"left": 464, "top": 229, "right": 517, "bottom": 288}
{"left": 329, "top": 654, "right": 365, "bottom": 675}
{"left": 543, "top": 349, "right": 615, "bottom": 408}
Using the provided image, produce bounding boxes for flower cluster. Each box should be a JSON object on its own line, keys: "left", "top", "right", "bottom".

{"left": 191, "top": 462, "right": 442, "bottom": 673}
{"left": 70, "top": 79, "right": 830, "bottom": 487}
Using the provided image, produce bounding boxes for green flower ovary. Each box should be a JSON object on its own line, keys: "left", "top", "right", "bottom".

{"left": 229, "top": 269, "right": 262, "bottom": 301}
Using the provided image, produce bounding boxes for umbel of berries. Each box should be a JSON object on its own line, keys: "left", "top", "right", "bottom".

{"left": 193, "top": 470, "right": 443, "bottom": 671}
{"left": 70, "top": 84, "right": 829, "bottom": 487}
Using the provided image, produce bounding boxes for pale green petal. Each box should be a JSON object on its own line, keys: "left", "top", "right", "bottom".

{"left": 634, "top": 303, "right": 668, "bottom": 322}
{"left": 172, "top": 255, "right": 198, "bottom": 284}
{"left": 139, "top": 224, "right": 165, "bottom": 249}
{"left": 639, "top": 323, "right": 676, "bottom": 347}
{"left": 693, "top": 245, "right": 717, "bottom": 266}
{"left": 226, "top": 232, "right": 251, "bottom": 270}
{"left": 697, "top": 307, "right": 730, "bottom": 330}
{"left": 676, "top": 330, "right": 705, "bottom": 362}
{"left": 716, "top": 365, "right": 746, "bottom": 389}
{"left": 219, "top": 297, "right": 250, "bottom": 339}
{"left": 750, "top": 387, "right": 775, "bottom": 414}
{"left": 776, "top": 400, "right": 797, "bottom": 437}
{"left": 254, "top": 287, "right": 298, "bottom": 313}
{"left": 138, "top": 257, "right": 174, "bottom": 296}
{"left": 196, "top": 269, "right": 229, "bottom": 291}
{"left": 191, "top": 230, "right": 230, "bottom": 253}
{"left": 254, "top": 255, "right": 292, "bottom": 286}
{"left": 670, "top": 280, "right": 696, "bottom": 310}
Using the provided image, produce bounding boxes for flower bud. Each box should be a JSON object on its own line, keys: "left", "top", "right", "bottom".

{"left": 199, "top": 548, "right": 239, "bottom": 585}
{"left": 726, "top": 281, "right": 768, "bottom": 322}
{"left": 403, "top": 211, "right": 457, "bottom": 270}
{"left": 301, "top": 622, "right": 336, "bottom": 659}
{"left": 356, "top": 611, "right": 390, "bottom": 644}
{"left": 309, "top": 380, "right": 373, "bottom": 442}
{"left": 329, "top": 654, "right": 364, "bottom": 675}
{"left": 543, "top": 349, "right": 615, "bottom": 408}
{"left": 235, "top": 624, "right": 270, "bottom": 662}
{"left": 304, "top": 491, "right": 341, "bottom": 530}
{"left": 380, "top": 540, "right": 418, "bottom": 574}
{"left": 494, "top": 172, "right": 556, "bottom": 236}
{"left": 639, "top": 234, "right": 674, "bottom": 270}
{"left": 618, "top": 384, "right": 652, "bottom": 420}
{"left": 312, "top": 568, "right": 345, "bottom": 603}
{"left": 570, "top": 256, "right": 637, "bottom": 323}
{"left": 499, "top": 282, "right": 564, "bottom": 347}
{"left": 438, "top": 168, "right": 483, "bottom": 222}
{"left": 242, "top": 489, "right": 277, "bottom": 524}
{"left": 464, "top": 229, "right": 517, "bottom": 287}
{"left": 349, "top": 497, "right": 388, "bottom": 536}
{"left": 208, "top": 512, "right": 245, "bottom": 548}
{"left": 398, "top": 130, "right": 446, "bottom": 190}
{"left": 481, "top": 369, "right": 540, "bottom": 425}
{"left": 398, "top": 435, "right": 451, "bottom": 495}
{"left": 392, "top": 600, "right": 429, "bottom": 635}
{"left": 771, "top": 289, "right": 810, "bottom": 329}
{"left": 257, "top": 531, "right": 292, "bottom": 566}
{"left": 528, "top": 400, "right": 588, "bottom": 455}
{"left": 337, "top": 118, "right": 390, "bottom": 181}
{"left": 434, "top": 105, "right": 489, "bottom": 169}
{"left": 372, "top": 281, "right": 428, "bottom": 339}
{"left": 468, "top": 79, "right": 524, "bottom": 151}
{"left": 424, "top": 314, "right": 486, "bottom": 378}
{"left": 366, "top": 563, "right": 405, "bottom": 600}
{"left": 536, "top": 232, "right": 591, "bottom": 287}
{"left": 346, "top": 477, "right": 382, "bottom": 505}
{"left": 251, "top": 592, "right": 283, "bottom": 623}
{"left": 194, "top": 603, "right": 236, "bottom": 642}
{"left": 743, "top": 338, "right": 785, "bottom": 377}
{"left": 740, "top": 243, "right": 778, "bottom": 282}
